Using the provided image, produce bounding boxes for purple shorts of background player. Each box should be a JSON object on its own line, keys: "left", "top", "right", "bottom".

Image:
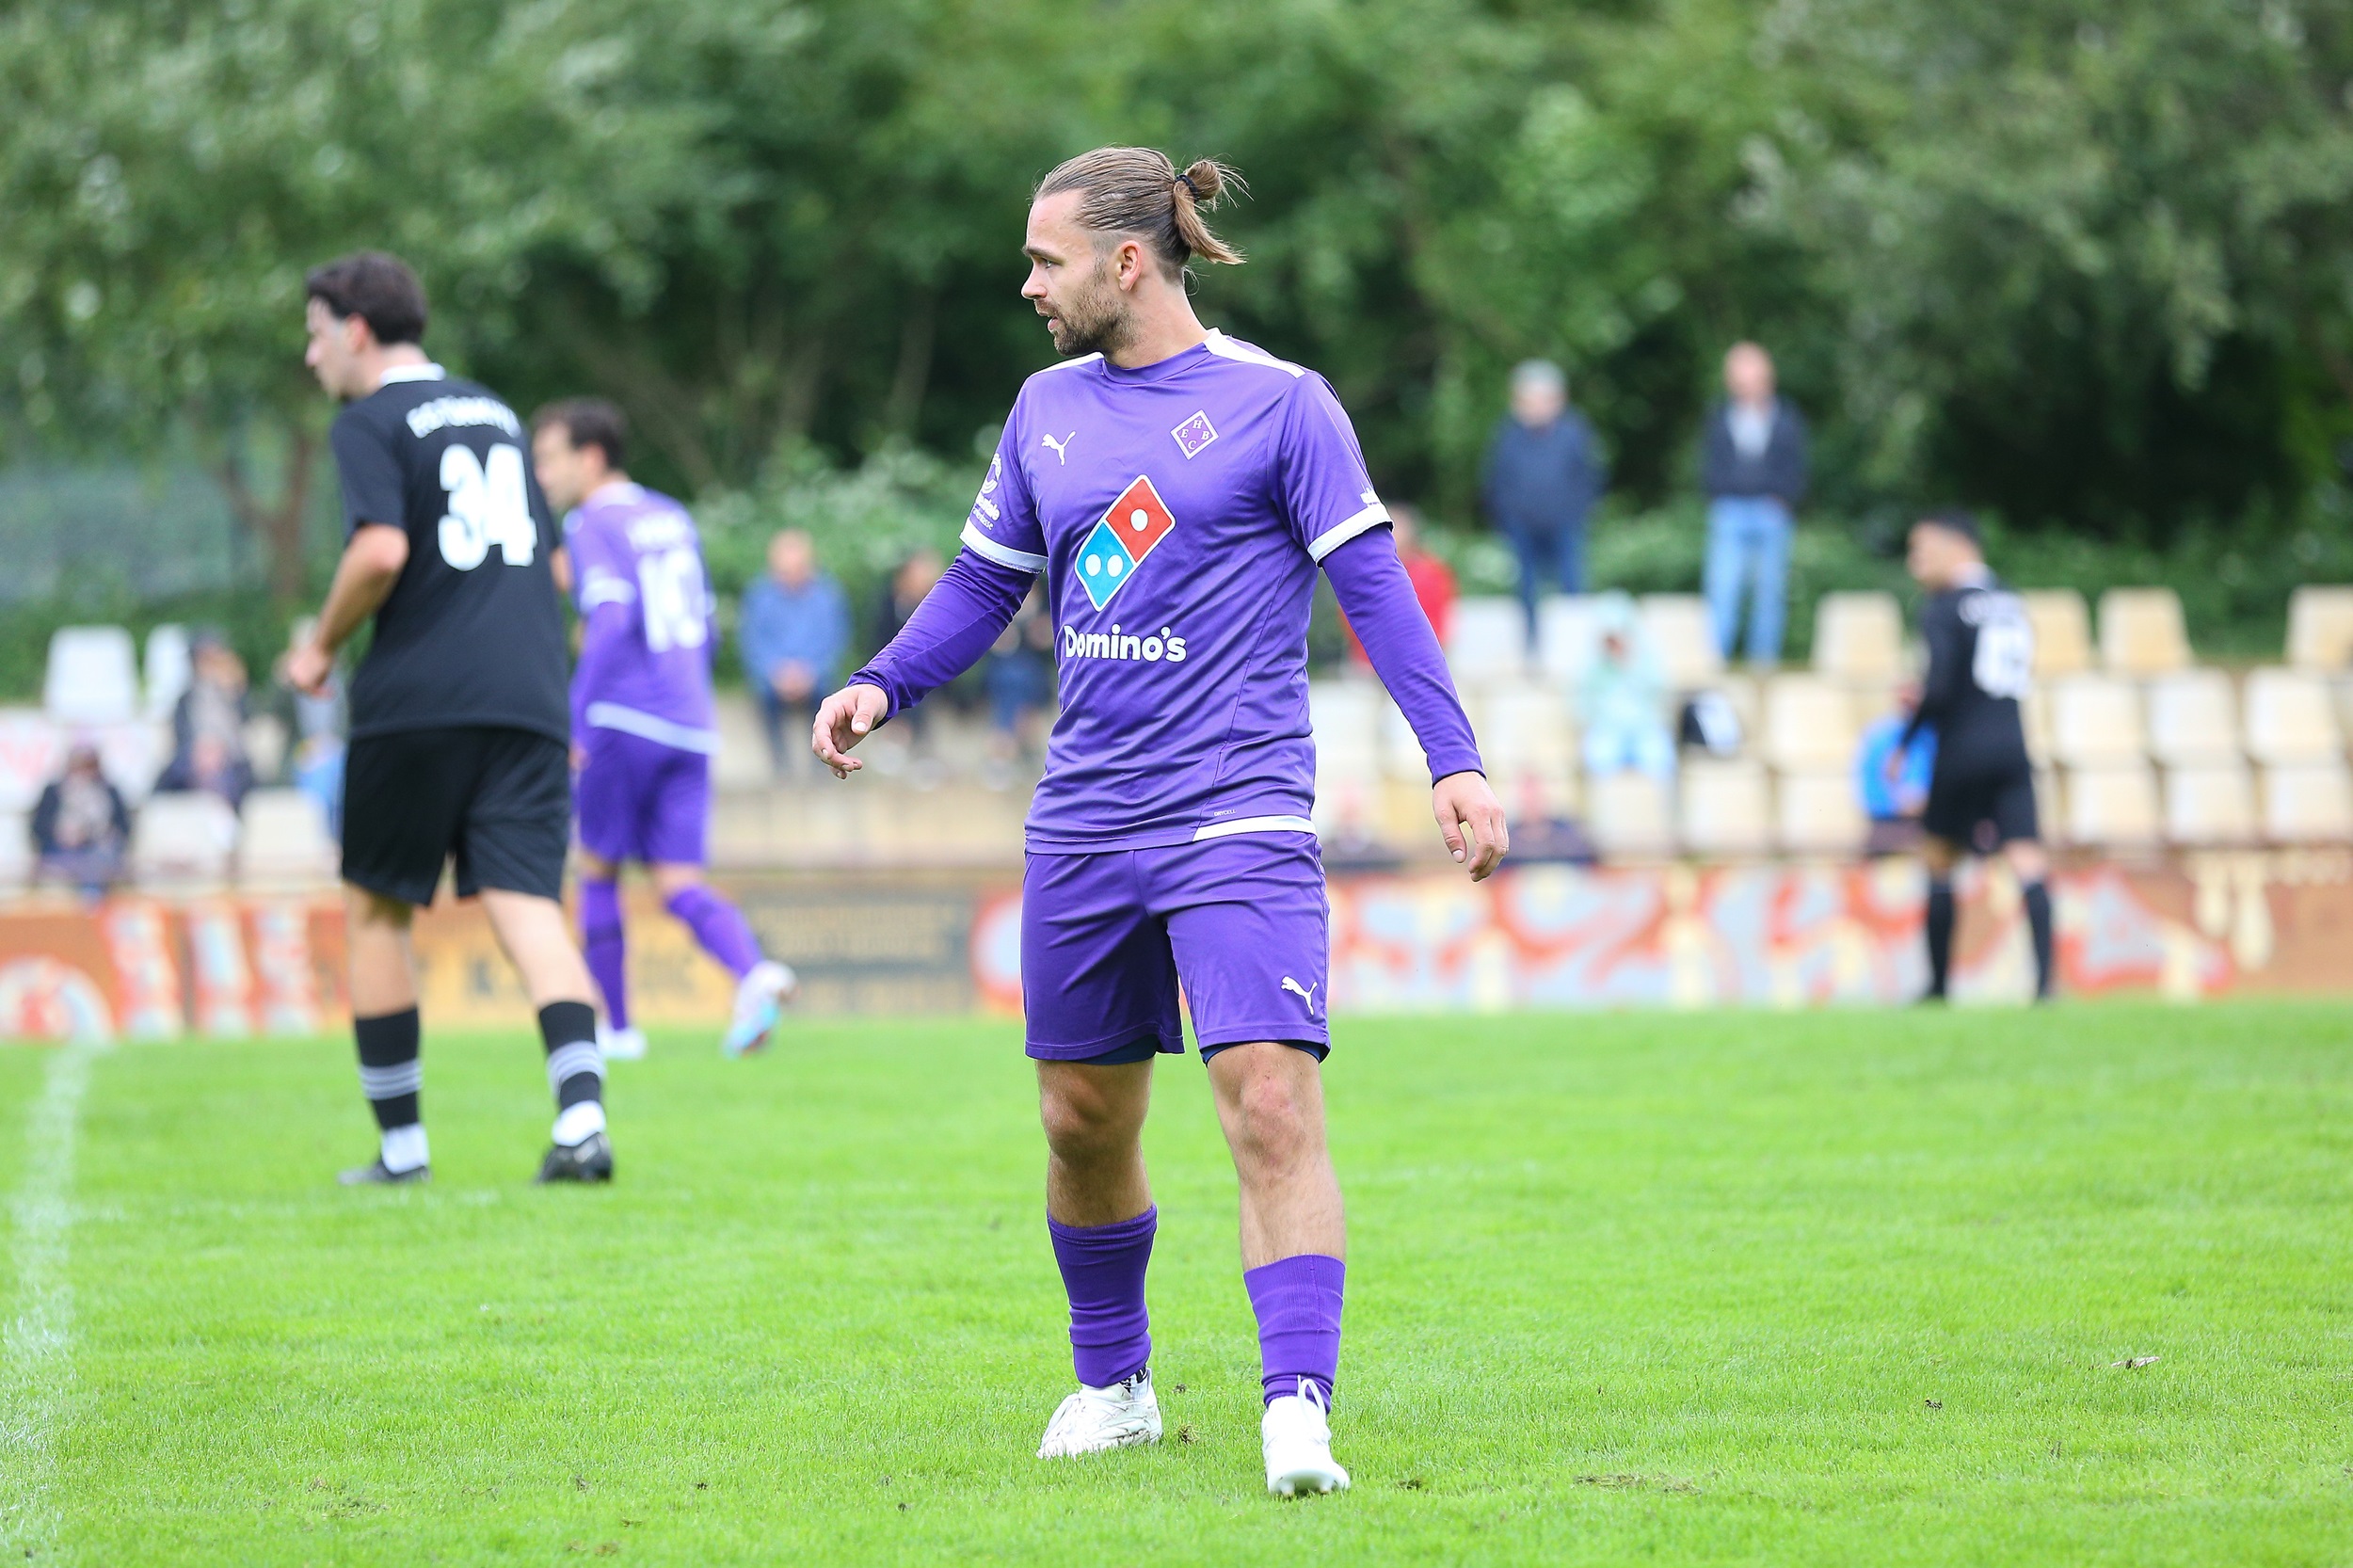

{"left": 1021, "top": 832, "right": 1331, "bottom": 1064}
{"left": 573, "top": 728, "right": 712, "bottom": 868}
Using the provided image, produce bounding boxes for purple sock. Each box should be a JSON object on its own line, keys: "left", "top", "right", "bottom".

{"left": 1047, "top": 1207, "right": 1156, "bottom": 1387}
{"left": 664, "top": 885, "right": 763, "bottom": 980}
{"left": 1244, "top": 1254, "right": 1345, "bottom": 1408}
{"left": 580, "top": 879, "right": 630, "bottom": 1031}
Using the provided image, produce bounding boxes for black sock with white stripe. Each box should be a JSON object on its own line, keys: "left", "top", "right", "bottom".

{"left": 355, "top": 1008, "right": 427, "bottom": 1173}
{"left": 539, "top": 1000, "right": 605, "bottom": 1147}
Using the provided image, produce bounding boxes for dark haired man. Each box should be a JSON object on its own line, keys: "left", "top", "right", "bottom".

{"left": 1887, "top": 509, "right": 2055, "bottom": 1000}
{"left": 814, "top": 147, "right": 1506, "bottom": 1496}
{"left": 285, "top": 251, "right": 614, "bottom": 1185}
{"left": 532, "top": 399, "right": 798, "bottom": 1061}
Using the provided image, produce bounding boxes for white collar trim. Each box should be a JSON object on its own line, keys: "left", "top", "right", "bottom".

{"left": 378, "top": 363, "right": 447, "bottom": 385}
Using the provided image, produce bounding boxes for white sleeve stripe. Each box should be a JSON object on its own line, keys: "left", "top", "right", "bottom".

{"left": 960, "top": 521, "right": 1047, "bottom": 573}
{"left": 1307, "top": 503, "right": 1391, "bottom": 561}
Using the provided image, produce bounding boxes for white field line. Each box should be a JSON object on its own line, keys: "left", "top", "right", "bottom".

{"left": 1, "top": 1039, "right": 98, "bottom": 1563}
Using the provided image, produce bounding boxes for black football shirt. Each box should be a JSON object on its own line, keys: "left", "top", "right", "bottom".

{"left": 329, "top": 364, "right": 569, "bottom": 743}
{"left": 1901, "top": 567, "right": 2034, "bottom": 780}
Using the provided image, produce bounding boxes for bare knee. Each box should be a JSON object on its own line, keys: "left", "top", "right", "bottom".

{"left": 1226, "top": 1066, "right": 1318, "bottom": 1165}
{"left": 1038, "top": 1068, "right": 1146, "bottom": 1165}
{"left": 648, "top": 862, "right": 705, "bottom": 899}
{"left": 2005, "top": 840, "right": 2051, "bottom": 883}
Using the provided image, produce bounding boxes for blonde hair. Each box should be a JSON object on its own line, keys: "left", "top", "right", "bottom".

{"left": 1036, "top": 147, "right": 1246, "bottom": 277}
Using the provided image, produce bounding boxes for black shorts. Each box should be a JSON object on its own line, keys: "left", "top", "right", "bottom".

{"left": 1922, "top": 762, "right": 2040, "bottom": 852}
{"left": 342, "top": 727, "right": 569, "bottom": 905}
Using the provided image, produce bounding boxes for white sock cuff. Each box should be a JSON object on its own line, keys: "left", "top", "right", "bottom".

{"left": 552, "top": 1100, "right": 607, "bottom": 1147}
{"left": 380, "top": 1124, "right": 429, "bottom": 1174}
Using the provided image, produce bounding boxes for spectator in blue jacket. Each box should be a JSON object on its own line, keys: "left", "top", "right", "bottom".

{"left": 1855, "top": 680, "right": 1936, "bottom": 855}
{"left": 739, "top": 529, "right": 849, "bottom": 780}
{"left": 1700, "top": 343, "right": 1809, "bottom": 665}
{"left": 1482, "top": 360, "right": 1607, "bottom": 651}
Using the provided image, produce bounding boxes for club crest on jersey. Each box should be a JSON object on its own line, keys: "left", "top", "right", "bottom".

{"left": 1171, "top": 410, "right": 1218, "bottom": 459}
{"left": 1077, "top": 475, "right": 1177, "bottom": 611}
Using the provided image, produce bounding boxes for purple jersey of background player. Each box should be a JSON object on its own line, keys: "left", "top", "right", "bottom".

{"left": 564, "top": 482, "right": 718, "bottom": 753}
{"left": 869, "top": 329, "right": 1480, "bottom": 850}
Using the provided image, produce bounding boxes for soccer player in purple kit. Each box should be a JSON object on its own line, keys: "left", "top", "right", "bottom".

{"left": 531, "top": 399, "right": 799, "bottom": 1059}
{"left": 812, "top": 148, "right": 1507, "bottom": 1496}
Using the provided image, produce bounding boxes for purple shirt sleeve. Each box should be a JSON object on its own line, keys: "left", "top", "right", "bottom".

{"left": 1321, "top": 527, "right": 1484, "bottom": 782}
{"left": 848, "top": 548, "right": 1034, "bottom": 719}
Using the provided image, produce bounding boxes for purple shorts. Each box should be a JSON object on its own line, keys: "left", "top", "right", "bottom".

{"left": 1021, "top": 834, "right": 1331, "bottom": 1063}
{"left": 573, "top": 727, "right": 712, "bottom": 867}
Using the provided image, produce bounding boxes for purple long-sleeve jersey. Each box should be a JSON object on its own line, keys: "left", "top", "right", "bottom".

{"left": 853, "top": 330, "right": 1481, "bottom": 852}
{"left": 564, "top": 482, "right": 718, "bottom": 753}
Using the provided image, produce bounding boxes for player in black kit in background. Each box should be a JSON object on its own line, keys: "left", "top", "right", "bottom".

{"left": 282, "top": 251, "right": 615, "bottom": 1184}
{"left": 1885, "top": 510, "right": 2056, "bottom": 1001}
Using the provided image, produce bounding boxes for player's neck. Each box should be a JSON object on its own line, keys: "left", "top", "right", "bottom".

{"left": 354, "top": 343, "right": 432, "bottom": 398}
{"left": 587, "top": 472, "right": 633, "bottom": 504}
{"left": 1104, "top": 296, "right": 1209, "bottom": 371}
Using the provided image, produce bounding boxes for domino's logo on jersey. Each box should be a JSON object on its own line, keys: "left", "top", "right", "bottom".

{"left": 1076, "top": 475, "right": 1177, "bottom": 611}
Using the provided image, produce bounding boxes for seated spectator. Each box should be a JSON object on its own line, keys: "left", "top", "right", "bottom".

{"left": 871, "top": 549, "right": 946, "bottom": 758}
{"left": 1341, "top": 504, "right": 1456, "bottom": 671}
{"left": 983, "top": 581, "right": 1055, "bottom": 790}
{"left": 31, "top": 743, "right": 131, "bottom": 897}
{"left": 272, "top": 616, "right": 348, "bottom": 839}
{"left": 1857, "top": 680, "right": 1936, "bottom": 856}
{"left": 739, "top": 529, "right": 849, "bottom": 780}
{"left": 1578, "top": 594, "right": 1675, "bottom": 781}
{"left": 164, "top": 630, "right": 253, "bottom": 809}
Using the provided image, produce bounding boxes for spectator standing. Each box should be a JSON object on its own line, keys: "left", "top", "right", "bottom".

{"left": 1700, "top": 343, "right": 1808, "bottom": 665}
{"left": 1341, "top": 504, "right": 1455, "bottom": 671}
{"left": 31, "top": 743, "right": 131, "bottom": 897}
{"left": 1482, "top": 360, "right": 1606, "bottom": 650}
{"left": 737, "top": 529, "right": 849, "bottom": 779}
{"left": 163, "top": 630, "right": 253, "bottom": 808}
{"left": 1577, "top": 594, "right": 1675, "bottom": 781}
{"left": 1854, "top": 680, "right": 1935, "bottom": 855}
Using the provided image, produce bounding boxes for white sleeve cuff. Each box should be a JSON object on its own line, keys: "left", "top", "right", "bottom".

{"left": 1307, "top": 503, "right": 1391, "bottom": 561}
{"left": 960, "top": 520, "right": 1048, "bottom": 574}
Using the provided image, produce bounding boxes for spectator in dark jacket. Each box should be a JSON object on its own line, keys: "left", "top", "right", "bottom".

{"left": 32, "top": 743, "right": 131, "bottom": 897}
{"left": 159, "top": 632, "right": 254, "bottom": 810}
{"left": 1699, "top": 343, "right": 1809, "bottom": 664}
{"left": 1482, "top": 360, "right": 1607, "bottom": 649}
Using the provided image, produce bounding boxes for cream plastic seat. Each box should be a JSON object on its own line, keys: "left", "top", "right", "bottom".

{"left": 2019, "top": 684, "right": 2056, "bottom": 766}
{"left": 0, "top": 811, "right": 31, "bottom": 889}
{"left": 2097, "top": 587, "right": 2191, "bottom": 676}
{"left": 1760, "top": 674, "right": 1861, "bottom": 771}
{"left": 131, "top": 792, "right": 241, "bottom": 885}
{"left": 2162, "top": 763, "right": 2256, "bottom": 846}
{"left": 1678, "top": 760, "right": 1771, "bottom": 856}
{"left": 2061, "top": 763, "right": 2160, "bottom": 847}
{"left": 239, "top": 788, "right": 337, "bottom": 886}
{"left": 1774, "top": 770, "right": 1866, "bottom": 856}
{"left": 44, "top": 626, "right": 141, "bottom": 726}
{"left": 1478, "top": 680, "right": 1576, "bottom": 779}
{"left": 1637, "top": 595, "right": 1723, "bottom": 688}
{"left": 2261, "top": 763, "right": 2353, "bottom": 842}
{"left": 1443, "top": 597, "right": 1529, "bottom": 684}
{"left": 1810, "top": 592, "right": 1904, "bottom": 683}
{"left": 2144, "top": 670, "right": 2240, "bottom": 766}
{"left": 2022, "top": 591, "right": 2092, "bottom": 678}
{"left": 1585, "top": 771, "right": 1676, "bottom": 857}
{"left": 2242, "top": 668, "right": 2342, "bottom": 766}
{"left": 2285, "top": 585, "right": 2353, "bottom": 670}
{"left": 1536, "top": 596, "right": 1603, "bottom": 686}
{"left": 2047, "top": 675, "right": 2147, "bottom": 767}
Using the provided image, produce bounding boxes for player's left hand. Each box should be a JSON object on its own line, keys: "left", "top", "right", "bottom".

{"left": 1433, "top": 771, "right": 1509, "bottom": 881}
{"left": 811, "top": 681, "right": 891, "bottom": 779}
{"left": 283, "top": 637, "right": 333, "bottom": 696}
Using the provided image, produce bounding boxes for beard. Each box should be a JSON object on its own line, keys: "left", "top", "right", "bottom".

{"left": 1043, "top": 265, "right": 1133, "bottom": 358}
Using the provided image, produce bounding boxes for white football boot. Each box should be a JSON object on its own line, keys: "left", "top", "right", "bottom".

{"left": 1262, "top": 1380, "right": 1350, "bottom": 1496}
{"left": 597, "top": 1020, "right": 648, "bottom": 1062}
{"left": 721, "top": 960, "right": 799, "bottom": 1058}
{"left": 1035, "top": 1368, "right": 1162, "bottom": 1459}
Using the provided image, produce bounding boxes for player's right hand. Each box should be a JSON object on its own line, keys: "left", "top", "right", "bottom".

{"left": 283, "top": 638, "right": 334, "bottom": 697}
{"left": 811, "top": 682, "right": 890, "bottom": 779}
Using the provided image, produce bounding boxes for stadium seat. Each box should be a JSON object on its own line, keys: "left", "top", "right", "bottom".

{"left": 1810, "top": 592, "right": 1904, "bottom": 683}
{"left": 1443, "top": 597, "right": 1529, "bottom": 683}
{"left": 1678, "top": 760, "right": 1771, "bottom": 856}
{"left": 142, "top": 624, "right": 191, "bottom": 722}
{"left": 1477, "top": 680, "right": 1576, "bottom": 779}
{"left": 238, "top": 788, "right": 336, "bottom": 885}
{"left": 1773, "top": 769, "right": 1866, "bottom": 856}
{"left": 131, "top": 792, "right": 240, "bottom": 884}
{"left": 2047, "top": 675, "right": 2147, "bottom": 767}
{"left": 2060, "top": 762, "right": 2160, "bottom": 847}
{"left": 43, "top": 626, "right": 140, "bottom": 726}
{"left": 2242, "top": 667, "right": 2343, "bottom": 765}
{"left": 1760, "top": 674, "right": 1861, "bottom": 771}
{"left": 2143, "top": 669, "right": 2240, "bottom": 766}
{"left": 2019, "top": 684, "right": 2055, "bottom": 766}
{"left": 2021, "top": 590, "right": 2092, "bottom": 678}
{"left": 1535, "top": 595, "right": 1602, "bottom": 685}
{"left": 1584, "top": 771, "right": 1675, "bottom": 857}
{"left": 2261, "top": 762, "right": 2353, "bottom": 842}
{"left": 1637, "top": 596, "right": 1722, "bottom": 688}
{"left": 0, "top": 810, "right": 30, "bottom": 889}
{"left": 2097, "top": 587, "right": 2191, "bottom": 676}
{"left": 710, "top": 691, "right": 769, "bottom": 790}
{"left": 2162, "top": 762, "right": 2256, "bottom": 846}
{"left": 1308, "top": 680, "right": 1382, "bottom": 771}
{"left": 2285, "top": 585, "right": 2353, "bottom": 670}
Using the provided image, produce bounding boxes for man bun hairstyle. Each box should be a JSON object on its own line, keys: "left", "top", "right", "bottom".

{"left": 1036, "top": 147, "right": 1246, "bottom": 278}
{"left": 533, "top": 397, "right": 629, "bottom": 471}
{"left": 304, "top": 250, "right": 428, "bottom": 346}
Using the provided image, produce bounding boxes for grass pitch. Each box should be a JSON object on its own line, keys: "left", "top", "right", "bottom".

{"left": 4, "top": 1002, "right": 2351, "bottom": 1565}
